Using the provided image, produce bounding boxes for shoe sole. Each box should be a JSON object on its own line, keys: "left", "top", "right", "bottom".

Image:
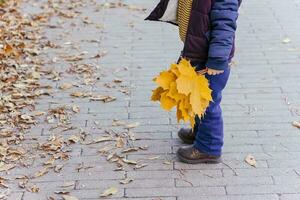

{"left": 177, "top": 152, "right": 222, "bottom": 164}
{"left": 178, "top": 133, "right": 194, "bottom": 145}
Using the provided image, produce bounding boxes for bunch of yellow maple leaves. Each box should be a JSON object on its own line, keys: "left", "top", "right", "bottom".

{"left": 151, "top": 59, "right": 212, "bottom": 128}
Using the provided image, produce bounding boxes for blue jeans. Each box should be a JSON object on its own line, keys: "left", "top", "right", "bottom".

{"left": 193, "top": 66, "right": 231, "bottom": 156}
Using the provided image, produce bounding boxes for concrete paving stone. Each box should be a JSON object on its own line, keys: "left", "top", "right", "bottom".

{"left": 224, "top": 123, "right": 292, "bottom": 131}
{"left": 178, "top": 194, "right": 279, "bottom": 200}
{"left": 222, "top": 168, "right": 297, "bottom": 177}
{"left": 226, "top": 184, "right": 300, "bottom": 195}
{"left": 174, "top": 159, "right": 268, "bottom": 170}
{"left": 77, "top": 178, "right": 175, "bottom": 190}
{"left": 32, "top": 170, "right": 125, "bottom": 182}
{"left": 224, "top": 137, "right": 300, "bottom": 145}
{"left": 127, "top": 170, "right": 182, "bottom": 180}
{"left": 1, "top": 192, "right": 24, "bottom": 200}
{"left": 176, "top": 176, "right": 273, "bottom": 187}
{"left": 281, "top": 194, "right": 300, "bottom": 200}
{"left": 125, "top": 186, "right": 226, "bottom": 198}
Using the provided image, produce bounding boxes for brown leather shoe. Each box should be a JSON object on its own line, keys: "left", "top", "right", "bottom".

{"left": 178, "top": 128, "right": 195, "bottom": 144}
{"left": 177, "top": 145, "right": 222, "bottom": 164}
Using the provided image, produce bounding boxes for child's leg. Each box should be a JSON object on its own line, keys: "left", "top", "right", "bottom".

{"left": 193, "top": 67, "right": 231, "bottom": 156}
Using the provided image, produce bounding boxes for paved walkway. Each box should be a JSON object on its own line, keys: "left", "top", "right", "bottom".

{"left": 3, "top": 0, "right": 300, "bottom": 199}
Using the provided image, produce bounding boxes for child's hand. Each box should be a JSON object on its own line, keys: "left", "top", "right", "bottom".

{"left": 206, "top": 68, "right": 224, "bottom": 75}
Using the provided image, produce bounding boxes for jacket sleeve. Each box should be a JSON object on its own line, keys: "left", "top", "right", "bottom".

{"left": 205, "top": 0, "right": 239, "bottom": 70}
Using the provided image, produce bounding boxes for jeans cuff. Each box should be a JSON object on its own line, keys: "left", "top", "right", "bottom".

{"left": 193, "top": 142, "right": 222, "bottom": 157}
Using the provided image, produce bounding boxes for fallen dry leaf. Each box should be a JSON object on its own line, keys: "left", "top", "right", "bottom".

{"left": 282, "top": 38, "right": 291, "bottom": 44}
{"left": 29, "top": 185, "right": 40, "bottom": 193}
{"left": 292, "top": 121, "right": 300, "bottom": 128}
{"left": 134, "top": 163, "right": 148, "bottom": 169}
{"left": 60, "top": 83, "right": 73, "bottom": 90}
{"left": 119, "top": 178, "right": 133, "bottom": 185}
{"left": 62, "top": 195, "right": 79, "bottom": 200}
{"left": 54, "top": 164, "right": 64, "bottom": 173}
{"left": 245, "top": 154, "right": 256, "bottom": 167}
{"left": 122, "top": 159, "right": 137, "bottom": 165}
{"left": 72, "top": 105, "right": 80, "bottom": 113}
{"left": 122, "top": 147, "right": 139, "bottom": 153}
{"left": 68, "top": 135, "right": 80, "bottom": 143}
{"left": 0, "top": 129, "right": 13, "bottom": 137}
{"left": 62, "top": 182, "right": 75, "bottom": 188}
{"left": 90, "top": 95, "right": 116, "bottom": 103}
{"left": 100, "top": 186, "right": 118, "bottom": 197}
{"left": 0, "top": 163, "right": 15, "bottom": 172}
{"left": 91, "top": 136, "right": 114, "bottom": 144}
{"left": 126, "top": 122, "right": 140, "bottom": 129}
{"left": 115, "top": 137, "right": 125, "bottom": 148}
{"left": 34, "top": 167, "right": 50, "bottom": 178}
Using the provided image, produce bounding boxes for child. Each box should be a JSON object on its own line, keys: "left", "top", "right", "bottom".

{"left": 146, "top": 0, "right": 242, "bottom": 164}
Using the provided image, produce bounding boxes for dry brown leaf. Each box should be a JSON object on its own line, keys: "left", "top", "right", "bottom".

{"left": 91, "top": 136, "right": 114, "bottom": 144}
{"left": 44, "top": 157, "right": 55, "bottom": 166}
{"left": 60, "top": 83, "right": 73, "bottom": 90}
{"left": 112, "top": 120, "right": 126, "bottom": 126}
{"left": 163, "top": 161, "right": 172, "bottom": 165}
{"left": 292, "top": 121, "right": 300, "bottom": 128}
{"left": 282, "top": 38, "right": 291, "bottom": 44}
{"left": 62, "top": 195, "right": 79, "bottom": 200}
{"left": 34, "top": 167, "right": 50, "bottom": 178}
{"left": 54, "top": 190, "right": 70, "bottom": 195}
{"left": 31, "top": 71, "right": 41, "bottom": 79}
{"left": 122, "top": 159, "right": 137, "bottom": 165}
{"left": 115, "top": 137, "right": 125, "bottom": 148}
{"left": 33, "top": 111, "right": 46, "bottom": 116}
{"left": 98, "top": 145, "right": 114, "bottom": 154}
{"left": 0, "top": 177, "right": 9, "bottom": 188}
{"left": 245, "top": 154, "right": 256, "bottom": 167}
{"left": 122, "top": 147, "right": 139, "bottom": 153}
{"left": 72, "top": 105, "right": 80, "bottom": 113}
{"left": 70, "top": 92, "right": 84, "bottom": 97}
{"left": 54, "top": 164, "right": 64, "bottom": 173}
{"left": 119, "top": 178, "right": 133, "bottom": 185}
{"left": 0, "top": 190, "right": 9, "bottom": 200}
{"left": 29, "top": 185, "right": 40, "bottom": 193}
{"left": 134, "top": 163, "right": 148, "bottom": 169}
{"left": 68, "top": 135, "right": 80, "bottom": 143}
{"left": 148, "top": 156, "right": 160, "bottom": 160}
{"left": 114, "top": 78, "right": 123, "bottom": 83}
{"left": 100, "top": 187, "right": 118, "bottom": 197}
{"left": 0, "top": 163, "right": 15, "bottom": 172}
{"left": 0, "top": 129, "right": 13, "bottom": 137}
{"left": 62, "top": 182, "right": 75, "bottom": 188}
{"left": 128, "top": 131, "right": 136, "bottom": 141}
{"left": 106, "top": 152, "right": 115, "bottom": 161}
{"left": 90, "top": 95, "right": 116, "bottom": 103}
{"left": 126, "top": 122, "right": 140, "bottom": 129}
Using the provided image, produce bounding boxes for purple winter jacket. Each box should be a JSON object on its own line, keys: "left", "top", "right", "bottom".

{"left": 146, "top": 0, "right": 242, "bottom": 70}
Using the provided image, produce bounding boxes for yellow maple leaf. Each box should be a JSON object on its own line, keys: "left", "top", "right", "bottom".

{"left": 176, "top": 75, "right": 195, "bottom": 95}
{"left": 155, "top": 71, "right": 176, "bottom": 90}
{"left": 170, "top": 63, "right": 180, "bottom": 77}
{"left": 189, "top": 114, "right": 196, "bottom": 128}
{"left": 166, "top": 82, "right": 184, "bottom": 102}
{"left": 178, "top": 98, "right": 190, "bottom": 121}
{"left": 151, "top": 87, "right": 164, "bottom": 101}
{"left": 151, "top": 58, "right": 213, "bottom": 128}
{"left": 190, "top": 77, "right": 206, "bottom": 116}
{"left": 160, "top": 91, "right": 177, "bottom": 111}
{"left": 177, "top": 59, "right": 197, "bottom": 77}
{"left": 176, "top": 104, "right": 183, "bottom": 122}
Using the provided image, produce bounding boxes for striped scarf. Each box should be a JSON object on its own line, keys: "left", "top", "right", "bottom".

{"left": 178, "top": 0, "right": 193, "bottom": 42}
